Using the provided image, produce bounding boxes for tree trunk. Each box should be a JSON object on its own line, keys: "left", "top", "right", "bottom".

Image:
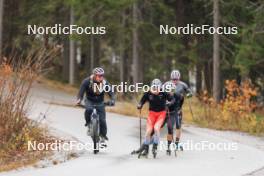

{"left": 196, "top": 63, "right": 202, "bottom": 94}
{"left": 94, "top": 37, "right": 101, "bottom": 67}
{"left": 132, "top": 2, "right": 139, "bottom": 84}
{"left": 90, "top": 35, "right": 94, "bottom": 72}
{"left": 62, "top": 37, "right": 69, "bottom": 81}
{"left": 69, "top": 6, "right": 75, "bottom": 85}
{"left": 120, "top": 11, "right": 125, "bottom": 83}
{"left": 204, "top": 61, "right": 213, "bottom": 94}
{"left": 0, "top": 0, "right": 4, "bottom": 60}
{"left": 213, "top": 0, "right": 221, "bottom": 102}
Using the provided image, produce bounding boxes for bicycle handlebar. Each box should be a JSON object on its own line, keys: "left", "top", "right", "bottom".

{"left": 76, "top": 102, "right": 113, "bottom": 108}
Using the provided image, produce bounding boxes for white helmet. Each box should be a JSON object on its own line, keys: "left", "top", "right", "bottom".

{"left": 170, "top": 70, "right": 181, "bottom": 80}
{"left": 163, "top": 81, "right": 176, "bottom": 92}
{"left": 151, "top": 78, "right": 162, "bottom": 87}
{"left": 93, "top": 67, "right": 104, "bottom": 75}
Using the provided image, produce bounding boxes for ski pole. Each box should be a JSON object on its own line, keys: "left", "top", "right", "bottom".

{"left": 187, "top": 98, "right": 195, "bottom": 121}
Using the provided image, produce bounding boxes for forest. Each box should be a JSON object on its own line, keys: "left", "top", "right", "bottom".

{"left": 0, "top": 0, "right": 263, "bottom": 101}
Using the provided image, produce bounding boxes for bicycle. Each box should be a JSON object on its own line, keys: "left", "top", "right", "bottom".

{"left": 77, "top": 102, "right": 113, "bottom": 154}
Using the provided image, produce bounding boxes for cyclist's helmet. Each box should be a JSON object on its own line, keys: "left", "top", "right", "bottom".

{"left": 151, "top": 78, "right": 162, "bottom": 88}
{"left": 93, "top": 67, "right": 104, "bottom": 75}
{"left": 170, "top": 70, "right": 181, "bottom": 80}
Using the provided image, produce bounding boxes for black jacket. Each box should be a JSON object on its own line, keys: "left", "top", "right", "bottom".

{"left": 168, "top": 93, "right": 184, "bottom": 112}
{"left": 77, "top": 77, "right": 115, "bottom": 103}
{"left": 139, "top": 91, "right": 174, "bottom": 112}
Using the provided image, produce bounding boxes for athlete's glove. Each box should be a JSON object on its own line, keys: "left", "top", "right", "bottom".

{"left": 177, "top": 110, "right": 182, "bottom": 115}
{"left": 137, "top": 104, "right": 143, "bottom": 110}
{"left": 76, "top": 99, "right": 81, "bottom": 105}
{"left": 166, "top": 101, "right": 173, "bottom": 107}
{"left": 106, "top": 100, "right": 115, "bottom": 106}
{"left": 186, "top": 93, "right": 192, "bottom": 98}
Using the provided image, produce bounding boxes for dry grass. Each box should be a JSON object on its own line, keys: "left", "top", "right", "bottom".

{"left": 37, "top": 77, "right": 78, "bottom": 95}
{"left": 0, "top": 47, "right": 59, "bottom": 171}
{"left": 193, "top": 80, "right": 264, "bottom": 135}
{"left": 107, "top": 101, "right": 149, "bottom": 118}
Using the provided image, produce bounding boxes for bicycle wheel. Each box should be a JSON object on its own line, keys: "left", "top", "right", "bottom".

{"left": 91, "top": 118, "right": 99, "bottom": 154}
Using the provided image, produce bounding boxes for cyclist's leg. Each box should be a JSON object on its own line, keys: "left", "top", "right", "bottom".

{"left": 96, "top": 104, "right": 107, "bottom": 138}
{"left": 84, "top": 100, "right": 93, "bottom": 126}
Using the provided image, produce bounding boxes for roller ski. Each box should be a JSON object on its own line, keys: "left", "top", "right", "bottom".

{"left": 166, "top": 148, "right": 171, "bottom": 156}
{"left": 166, "top": 148, "right": 177, "bottom": 156}
{"left": 166, "top": 144, "right": 177, "bottom": 157}
{"left": 132, "top": 144, "right": 149, "bottom": 158}
{"left": 152, "top": 144, "right": 158, "bottom": 158}
{"left": 131, "top": 144, "right": 149, "bottom": 158}
{"left": 175, "top": 142, "right": 183, "bottom": 151}
{"left": 138, "top": 146, "right": 149, "bottom": 158}
{"left": 131, "top": 144, "right": 145, "bottom": 155}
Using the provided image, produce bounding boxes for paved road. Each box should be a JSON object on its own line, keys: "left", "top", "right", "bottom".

{"left": 2, "top": 83, "right": 264, "bottom": 176}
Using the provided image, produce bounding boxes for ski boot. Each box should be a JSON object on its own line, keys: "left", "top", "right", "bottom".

{"left": 138, "top": 144, "right": 149, "bottom": 158}
{"left": 175, "top": 141, "right": 183, "bottom": 151}
{"left": 152, "top": 144, "right": 158, "bottom": 158}
{"left": 100, "top": 139, "right": 107, "bottom": 148}
{"left": 166, "top": 141, "right": 172, "bottom": 156}
{"left": 99, "top": 135, "right": 108, "bottom": 148}
{"left": 131, "top": 144, "right": 144, "bottom": 155}
{"left": 166, "top": 148, "right": 171, "bottom": 156}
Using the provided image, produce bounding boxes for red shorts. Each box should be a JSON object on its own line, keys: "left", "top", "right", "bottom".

{"left": 146, "top": 111, "right": 166, "bottom": 132}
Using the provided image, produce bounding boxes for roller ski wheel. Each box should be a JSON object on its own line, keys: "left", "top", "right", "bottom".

{"left": 176, "top": 144, "right": 183, "bottom": 151}
{"left": 138, "top": 151, "right": 148, "bottom": 159}
{"left": 152, "top": 144, "right": 158, "bottom": 159}
{"left": 131, "top": 150, "right": 138, "bottom": 155}
{"left": 166, "top": 149, "right": 171, "bottom": 156}
{"left": 179, "top": 145, "right": 183, "bottom": 151}
{"left": 93, "top": 149, "right": 99, "bottom": 154}
{"left": 131, "top": 144, "right": 146, "bottom": 155}
{"left": 174, "top": 149, "right": 177, "bottom": 157}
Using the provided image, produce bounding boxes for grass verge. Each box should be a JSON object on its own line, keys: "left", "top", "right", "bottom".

{"left": 0, "top": 48, "right": 59, "bottom": 171}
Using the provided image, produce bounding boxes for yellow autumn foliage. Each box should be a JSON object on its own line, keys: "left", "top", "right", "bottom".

{"left": 198, "top": 80, "right": 263, "bottom": 134}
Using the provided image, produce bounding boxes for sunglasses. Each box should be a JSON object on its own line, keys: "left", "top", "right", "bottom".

{"left": 172, "top": 79, "right": 179, "bottom": 81}
{"left": 96, "top": 74, "right": 104, "bottom": 78}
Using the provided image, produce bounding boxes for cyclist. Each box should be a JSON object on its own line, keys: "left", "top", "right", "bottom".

{"left": 166, "top": 69, "right": 192, "bottom": 151}
{"left": 76, "top": 67, "right": 115, "bottom": 142}
{"left": 136, "top": 79, "right": 175, "bottom": 157}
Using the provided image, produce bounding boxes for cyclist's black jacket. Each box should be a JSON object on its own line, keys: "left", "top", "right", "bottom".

{"left": 139, "top": 91, "right": 175, "bottom": 112}
{"left": 168, "top": 93, "right": 184, "bottom": 113}
{"left": 77, "top": 76, "right": 114, "bottom": 103}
